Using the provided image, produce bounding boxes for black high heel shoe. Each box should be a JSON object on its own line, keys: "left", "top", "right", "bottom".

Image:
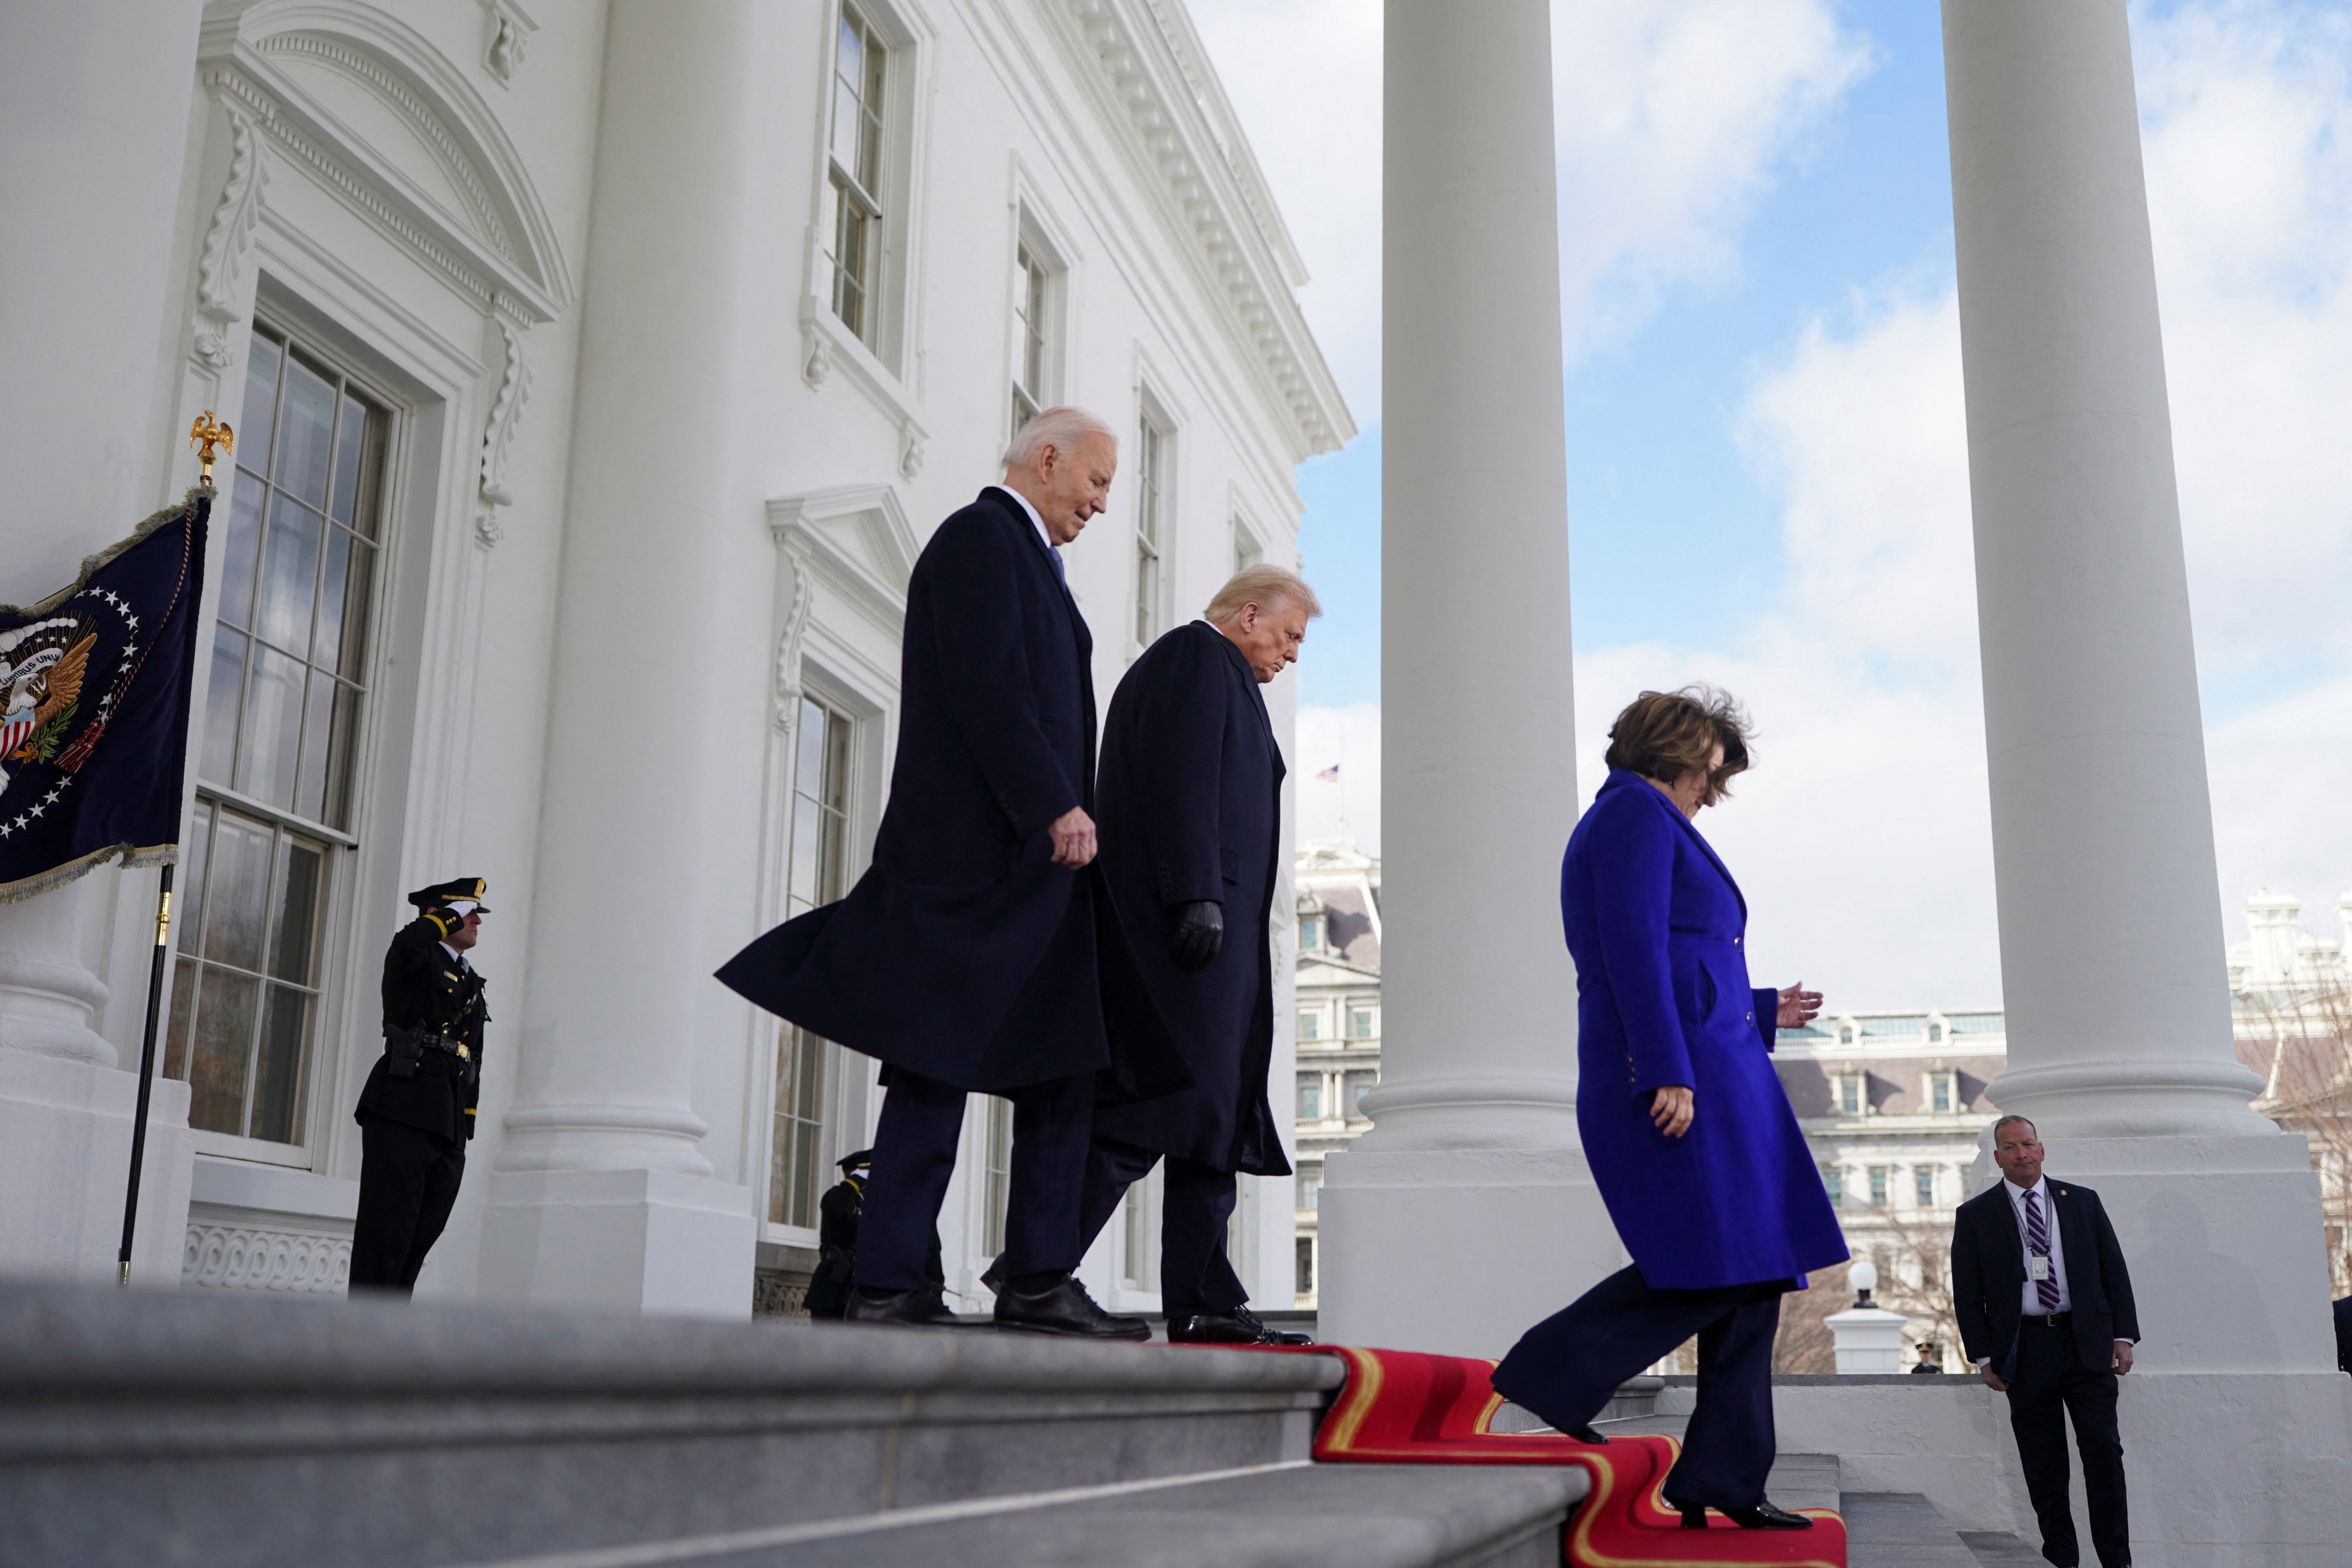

{"left": 1664, "top": 1497, "right": 1815, "bottom": 1530}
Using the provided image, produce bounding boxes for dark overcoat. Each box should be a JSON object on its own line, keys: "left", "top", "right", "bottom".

{"left": 353, "top": 919, "right": 487, "bottom": 1144}
{"left": 718, "top": 489, "right": 1183, "bottom": 1098}
{"left": 1563, "top": 770, "right": 1846, "bottom": 1290}
{"left": 1089, "top": 622, "right": 1290, "bottom": 1176}
{"left": 1951, "top": 1179, "right": 2140, "bottom": 1380}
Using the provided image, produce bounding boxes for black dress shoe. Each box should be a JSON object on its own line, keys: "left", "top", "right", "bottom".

{"left": 843, "top": 1284, "right": 963, "bottom": 1327}
{"left": 993, "top": 1274, "right": 1152, "bottom": 1340}
{"left": 1167, "top": 1306, "right": 1314, "bottom": 1345}
{"left": 1561, "top": 1424, "right": 1610, "bottom": 1445}
{"left": 1664, "top": 1495, "right": 1814, "bottom": 1530}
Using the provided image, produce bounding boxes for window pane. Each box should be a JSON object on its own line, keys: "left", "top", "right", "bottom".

{"left": 795, "top": 701, "right": 827, "bottom": 800}
{"left": 313, "top": 526, "right": 352, "bottom": 669}
{"left": 239, "top": 334, "right": 282, "bottom": 480}
{"left": 201, "top": 812, "right": 273, "bottom": 972}
{"left": 1299, "top": 1174, "right": 1320, "bottom": 1209}
{"left": 236, "top": 646, "right": 306, "bottom": 808}
{"left": 1296, "top": 1237, "right": 1314, "bottom": 1296}
{"left": 250, "top": 985, "right": 308, "bottom": 1143}
{"left": 187, "top": 965, "right": 259, "bottom": 1134}
{"left": 292, "top": 667, "right": 334, "bottom": 822}
{"left": 335, "top": 538, "right": 375, "bottom": 678}
{"left": 272, "top": 840, "right": 323, "bottom": 983}
{"left": 1296, "top": 1074, "right": 1321, "bottom": 1119}
{"left": 1344, "top": 1069, "right": 1376, "bottom": 1115}
{"left": 162, "top": 958, "right": 198, "bottom": 1080}
{"left": 322, "top": 682, "right": 363, "bottom": 831}
{"left": 1915, "top": 1168, "right": 1935, "bottom": 1207}
{"left": 218, "top": 478, "right": 265, "bottom": 630}
{"left": 199, "top": 629, "right": 246, "bottom": 787}
{"left": 330, "top": 393, "right": 369, "bottom": 526}
{"left": 273, "top": 355, "right": 337, "bottom": 508}
{"left": 788, "top": 791, "right": 822, "bottom": 910}
{"left": 176, "top": 802, "right": 213, "bottom": 955}
{"left": 256, "top": 497, "right": 322, "bottom": 655}
{"left": 822, "top": 708, "right": 852, "bottom": 816}
{"left": 983, "top": 1097, "right": 1013, "bottom": 1256}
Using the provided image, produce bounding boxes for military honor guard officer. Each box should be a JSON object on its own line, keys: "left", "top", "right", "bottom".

{"left": 1492, "top": 688, "right": 1845, "bottom": 1533}
{"left": 1070, "top": 568, "right": 1322, "bottom": 1345}
{"left": 349, "top": 878, "right": 491, "bottom": 1293}
{"left": 720, "top": 407, "right": 1185, "bottom": 1339}
{"left": 1953, "top": 1116, "right": 2141, "bottom": 1568}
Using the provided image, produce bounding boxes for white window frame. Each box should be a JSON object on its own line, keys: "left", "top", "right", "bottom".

{"left": 1131, "top": 386, "right": 1177, "bottom": 654}
{"left": 1000, "top": 169, "right": 1080, "bottom": 454}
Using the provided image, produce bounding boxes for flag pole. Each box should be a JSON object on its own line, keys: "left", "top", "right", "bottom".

{"left": 116, "top": 863, "right": 173, "bottom": 1287}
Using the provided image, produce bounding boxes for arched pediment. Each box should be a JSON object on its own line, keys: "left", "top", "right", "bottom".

{"left": 199, "top": 0, "right": 572, "bottom": 322}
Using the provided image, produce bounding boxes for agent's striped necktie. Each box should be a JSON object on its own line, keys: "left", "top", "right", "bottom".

{"left": 2024, "top": 1189, "right": 2061, "bottom": 1312}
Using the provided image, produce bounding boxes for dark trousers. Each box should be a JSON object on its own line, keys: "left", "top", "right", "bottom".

{"left": 350, "top": 1113, "right": 465, "bottom": 1293}
{"left": 1076, "top": 1136, "right": 1246, "bottom": 1317}
{"left": 1491, "top": 1265, "right": 1783, "bottom": 1509}
{"left": 2006, "top": 1318, "right": 2129, "bottom": 1568}
{"left": 853, "top": 1068, "right": 1091, "bottom": 1292}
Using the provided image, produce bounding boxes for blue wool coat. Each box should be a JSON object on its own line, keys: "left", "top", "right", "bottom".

{"left": 1564, "top": 771, "right": 1847, "bottom": 1290}
{"left": 717, "top": 489, "right": 1185, "bottom": 1098}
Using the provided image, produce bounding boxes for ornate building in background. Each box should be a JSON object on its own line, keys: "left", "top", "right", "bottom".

{"left": 1290, "top": 839, "right": 1380, "bottom": 1308}
{"left": 2229, "top": 887, "right": 2352, "bottom": 1293}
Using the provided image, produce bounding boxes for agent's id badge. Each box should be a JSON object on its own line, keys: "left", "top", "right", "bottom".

{"left": 2027, "top": 1254, "right": 2052, "bottom": 1281}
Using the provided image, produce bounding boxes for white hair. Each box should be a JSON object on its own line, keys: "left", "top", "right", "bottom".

{"left": 1205, "top": 565, "right": 1321, "bottom": 624}
{"left": 1005, "top": 405, "right": 1115, "bottom": 472}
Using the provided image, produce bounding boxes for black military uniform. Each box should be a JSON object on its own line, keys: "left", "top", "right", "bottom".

{"left": 350, "top": 877, "right": 490, "bottom": 1293}
{"left": 806, "top": 1149, "right": 947, "bottom": 1321}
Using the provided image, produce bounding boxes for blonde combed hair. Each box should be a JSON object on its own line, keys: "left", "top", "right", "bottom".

{"left": 1205, "top": 565, "right": 1321, "bottom": 625}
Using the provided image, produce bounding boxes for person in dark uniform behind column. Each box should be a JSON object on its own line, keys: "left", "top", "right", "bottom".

{"left": 349, "top": 877, "right": 490, "bottom": 1294}
{"left": 1070, "top": 567, "right": 1322, "bottom": 1344}
{"left": 805, "top": 1149, "right": 945, "bottom": 1321}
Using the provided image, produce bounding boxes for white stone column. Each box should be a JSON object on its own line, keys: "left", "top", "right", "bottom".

{"left": 1317, "top": 0, "right": 1620, "bottom": 1358}
{"left": 478, "top": 0, "right": 758, "bottom": 1318}
{"left": 0, "top": 0, "right": 202, "bottom": 1283}
{"left": 1946, "top": 4, "right": 2350, "bottom": 1558}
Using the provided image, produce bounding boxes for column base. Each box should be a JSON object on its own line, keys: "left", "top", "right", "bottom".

{"left": 0, "top": 1048, "right": 192, "bottom": 1285}
{"left": 478, "top": 1167, "right": 756, "bottom": 1319}
{"left": 1316, "top": 1145, "right": 1622, "bottom": 1359}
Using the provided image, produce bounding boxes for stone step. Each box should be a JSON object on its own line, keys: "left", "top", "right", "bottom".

{"left": 1957, "top": 1528, "right": 2050, "bottom": 1565}
{"left": 0, "top": 1281, "right": 1586, "bottom": 1568}
{"left": 1841, "top": 1492, "right": 1983, "bottom": 1567}
{"left": 456, "top": 1462, "right": 1587, "bottom": 1568}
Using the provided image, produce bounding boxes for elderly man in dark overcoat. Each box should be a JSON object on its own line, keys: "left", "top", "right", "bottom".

{"left": 719, "top": 407, "right": 1181, "bottom": 1339}
{"left": 1076, "top": 568, "right": 1320, "bottom": 1344}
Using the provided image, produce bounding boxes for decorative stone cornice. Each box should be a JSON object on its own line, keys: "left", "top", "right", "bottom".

{"left": 183, "top": 1220, "right": 351, "bottom": 1294}
{"left": 1046, "top": 0, "right": 1352, "bottom": 457}
{"left": 475, "top": 319, "right": 531, "bottom": 548}
{"left": 191, "top": 107, "right": 271, "bottom": 372}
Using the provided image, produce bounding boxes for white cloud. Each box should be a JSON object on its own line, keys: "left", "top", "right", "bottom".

{"left": 1187, "top": 0, "right": 1870, "bottom": 420}
{"left": 1555, "top": 0, "right": 1873, "bottom": 356}
{"left": 1295, "top": 703, "right": 1382, "bottom": 856}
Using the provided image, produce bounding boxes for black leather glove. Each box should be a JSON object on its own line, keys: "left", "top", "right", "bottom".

{"left": 1170, "top": 900, "right": 1224, "bottom": 970}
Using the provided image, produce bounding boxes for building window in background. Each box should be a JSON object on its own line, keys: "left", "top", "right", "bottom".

{"left": 1296, "top": 1072, "right": 1322, "bottom": 1120}
{"left": 1344, "top": 1069, "right": 1376, "bottom": 1118}
{"left": 1298, "top": 1174, "right": 1320, "bottom": 1210}
{"left": 1915, "top": 1166, "right": 1936, "bottom": 1208}
{"left": 1133, "top": 411, "right": 1169, "bottom": 648}
{"left": 1010, "top": 236, "right": 1049, "bottom": 438}
{"left": 1927, "top": 1070, "right": 1956, "bottom": 1113}
{"left": 1868, "top": 1166, "right": 1890, "bottom": 1207}
{"left": 768, "top": 696, "right": 855, "bottom": 1228}
{"left": 1296, "top": 1236, "right": 1314, "bottom": 1297}
{"left": 1298, "top": 1010, "right": 1319, "bottom": 1043}
{"left": 1299, "top": 913, "right": 1320, "bottom": 951}
{"left": 982, "top": 1096, "right": 1013, "bottom": 1257}
{"left": 1350, "top": 1007, "right": 1375, "bottom": 1039}
{"left": 1837, "top": 1073, "right": 1865, "bottom": 1116}
{"left": 1823, "top": 1166, "right": 1844, "bottom": 1206}
{"left": 825, "top": 5, "right": 888, "bottom": 343}
{"left": 169, "top": 323, "right": 388, "bottom": 1148}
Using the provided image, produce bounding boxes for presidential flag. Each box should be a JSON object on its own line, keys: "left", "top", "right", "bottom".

{"left": 0, "top": 493, "right": 209, "bottom": 903}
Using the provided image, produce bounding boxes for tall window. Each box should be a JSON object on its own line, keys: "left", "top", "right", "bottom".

{"left": 1926, "top": 1070, "right": 1956, "bottom": 1113}
{"left": 1299, "top": 913, "right": 1321, "bottom": 951}
{"left": 1867, "top": 1166, "right": 1890, "bottom": 1207}
{"left": 1914, "top": 1166, "right": 1937, "bottom": 1208}
{"left": 1296, "top": 1072, "right": 1322, "bottom": 1119}
{"left": 1121, "top": 1165, "right": 1161, "bottom": 1291}
{"left": 1010, "top": 239, "right": 1048, "bottom": 440}
{"left": 167, "top": 325, "right": 385, "bottom": 1146}
{"left": 1295, "top": 1236, "right": 1315, "bottom": 1297}
{"left": 1297, "top": 1010, "right": 1320, "bottom": 1043}
{"left": 981, "top": 1096, "right": 1013, "bottom": 1256}
{"left": 1350, "top": 1007, "right": 1375, "bottom": 1040}
{"left": 1232, "top": 519, "right": 1262, "bottom": 576}
{"left": 1823, "top": 1166, "right": 1844, "bottom": 1206}
{"left": 1298, "top": 1173, "right": 1321, "bottom": 1210}
{"left": 769, "top": 697, "right": 853, "bottom": 1228}
{"left": 825, "top": 5, "right": 887, "bottom": 344}
{"left": 1836, "top": 1073, "right": 1865, "bottom": 1116}
{"left": 1133, "top": 415, "right": 1168, "bottom": 647}
{"left": 1344, "top": 1069, "right": 1377, "bottom": 1118}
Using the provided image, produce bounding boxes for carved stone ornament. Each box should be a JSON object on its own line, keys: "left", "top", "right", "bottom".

{"left": 183, "top": 1221, "right": 351, "bottom": 1294}
{"left": 802, "top": 332, "right": 833, "bottom": 389}
{"left": 899, "top": 425, "right": 927, "bottom": 480}
{"left": 192, "top": 108, "right": 270, "bottom": 372}
{"left": 774, "top": 555, "right": 814, "bottom": 733}
{"left": 474, "top": 321, "right": 531, "bottom": 548}
{"left": 480, "top": 0, "right": 538, "bottom": 86}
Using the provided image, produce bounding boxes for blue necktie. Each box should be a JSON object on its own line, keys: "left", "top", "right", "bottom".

{"left": 2024, "top": 1189, "right": 2061, "bottom": 1312}
{"left": 1048, "top": 545, "right": 1065, "bottom": 585}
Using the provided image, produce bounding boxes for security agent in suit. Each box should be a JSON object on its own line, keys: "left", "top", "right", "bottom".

{"left": 1072, "top": 570, "right": 1321, "bottom": 1346}
{"left": 1952, "top": 1115, "right": 2141, "bottom": 1568}
{"left": 350, "top": 878, "right": 490, "bottom": 1293}
{"left": 718, "top": 407, "right": 1186, "bottom": 1339}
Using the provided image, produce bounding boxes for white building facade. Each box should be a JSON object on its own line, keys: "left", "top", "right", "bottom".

{"left": 1289, "top": 838, "right": 1379, "bottom": 1309}
{"left": 0, "top": 0, "right": 1345, "bottom": 1320}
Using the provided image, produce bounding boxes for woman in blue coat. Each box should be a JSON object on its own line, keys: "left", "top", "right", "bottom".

{"left": 1491, "top": 687, "right": 1846, "bottom": 1531}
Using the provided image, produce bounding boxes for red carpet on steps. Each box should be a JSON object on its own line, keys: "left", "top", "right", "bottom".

{"left": 1239, "top": 1344, "right": 1846, "bottom": 1568}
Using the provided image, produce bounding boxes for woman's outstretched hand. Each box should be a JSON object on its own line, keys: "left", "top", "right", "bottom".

{"left": 1649, "top": 1085, "right": 1694, "bottom": 1138}
{"left": 1778, "top": 982, "right": 1824, "bottom": 1030}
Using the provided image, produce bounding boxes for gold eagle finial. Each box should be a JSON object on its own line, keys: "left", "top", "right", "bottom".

{"left": 189, "top": 412, "right": 235, "bottom": 485}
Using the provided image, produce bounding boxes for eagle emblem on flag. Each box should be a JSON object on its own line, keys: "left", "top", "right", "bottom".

{"left": 0, "top": 617, "right": 95, "bottom": 797}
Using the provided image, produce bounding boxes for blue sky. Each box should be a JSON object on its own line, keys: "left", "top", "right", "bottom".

{"left": 1196, "top": 0, "right": 2352, "bottom": 1005}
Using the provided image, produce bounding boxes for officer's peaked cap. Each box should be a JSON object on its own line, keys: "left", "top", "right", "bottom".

{"left": 409, "top": 877, "right": 490, "bottom": 913}
{"left": 837, "top": 1148, "right": 876, "bottom": 1172}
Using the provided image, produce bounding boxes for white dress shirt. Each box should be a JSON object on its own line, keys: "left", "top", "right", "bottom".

{"left": 988, "top": 484, "right": 1055, "bottom": 560}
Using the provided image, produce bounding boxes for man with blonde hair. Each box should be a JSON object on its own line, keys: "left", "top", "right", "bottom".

{"left": 1079, "top": 565, "right": 1319, "bottom": 1342}
{"left": 722, "top": 406, "right": 1185, "bottom": 1338}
